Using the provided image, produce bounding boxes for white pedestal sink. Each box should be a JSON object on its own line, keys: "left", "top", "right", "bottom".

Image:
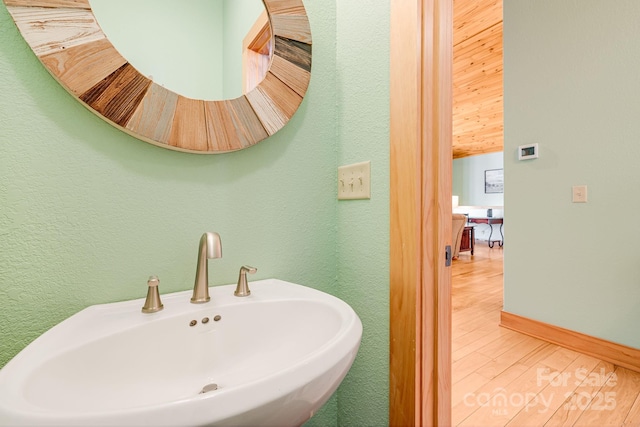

{"left": 0, "top": 279, "right": 362, "bottom": 426}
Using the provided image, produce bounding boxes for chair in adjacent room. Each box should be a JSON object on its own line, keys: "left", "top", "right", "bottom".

{"left": 452, "top": 213, "right": 467, "bottom": 259}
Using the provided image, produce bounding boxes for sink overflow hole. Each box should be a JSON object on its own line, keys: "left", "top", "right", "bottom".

{"left": 200, "top": 383, "right": 218, "bottom": 394}
{"left": 214, "top": 315, "right": 221, "bottom": 321}
{"left": 202, "top": 317, "right": 209, "bottom": 324}
{"left": 189, "top": 320, "right": 197, "bottom": 327}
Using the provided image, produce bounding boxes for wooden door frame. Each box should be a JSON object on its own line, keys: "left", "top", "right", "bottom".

{"left": 390, "top": 0, "right": 453, "bottom": 425}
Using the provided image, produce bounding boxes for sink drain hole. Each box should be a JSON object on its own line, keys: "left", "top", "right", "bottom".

{"left": 200, "top": 383, "right": 218, "bottom": 394}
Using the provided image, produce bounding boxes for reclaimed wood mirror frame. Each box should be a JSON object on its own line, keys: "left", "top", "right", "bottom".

{"left": 3, "top": 0, "right": 312, "bottom": 153}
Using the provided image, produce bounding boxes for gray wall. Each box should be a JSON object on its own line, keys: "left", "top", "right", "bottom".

{"left": 453, "top": 152, "right": 504, "bottom": 207}
{"left": 504, "top": 0, "right": 640, "bottom": 347}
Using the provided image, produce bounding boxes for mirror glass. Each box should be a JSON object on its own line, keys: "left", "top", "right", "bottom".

{"left": 89, "top": 0, "right": 268, "bottom": 101}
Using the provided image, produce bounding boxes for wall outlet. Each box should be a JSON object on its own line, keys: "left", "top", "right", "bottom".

{"left": 338, "top": 161, "right": 371, "bottom": 200}
{"left": 572, "top": 185, "right": 588, "bottom": 203}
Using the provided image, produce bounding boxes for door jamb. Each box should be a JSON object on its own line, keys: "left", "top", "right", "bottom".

{"left": 389, "top": 0, "right": 453, "bottom": 425}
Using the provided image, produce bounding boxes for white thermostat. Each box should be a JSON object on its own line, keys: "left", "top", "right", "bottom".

{"left": 518, "top": 143, "right": 539, "bottom": 160}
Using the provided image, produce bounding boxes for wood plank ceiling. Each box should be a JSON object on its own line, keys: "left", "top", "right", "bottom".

{"left": 453, "top": 0, "right": 503, "bottom": 159}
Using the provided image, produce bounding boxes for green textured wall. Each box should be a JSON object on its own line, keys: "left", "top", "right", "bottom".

{"left": 0, "top": 1, "right": 391, "bottom": 425}
{"left": 335, "top": 1, "right": 390, "bottom": 425}
{"left": 504, "top": 0, "right": 640, "bottom": 347}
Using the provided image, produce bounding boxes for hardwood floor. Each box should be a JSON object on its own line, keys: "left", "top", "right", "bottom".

{"left": 452, "top": 242, "right": 640, "bottom": 426}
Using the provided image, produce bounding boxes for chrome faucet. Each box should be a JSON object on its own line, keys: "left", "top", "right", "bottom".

{"left": 191, "top": 232, "right": 222, "bottom": 303}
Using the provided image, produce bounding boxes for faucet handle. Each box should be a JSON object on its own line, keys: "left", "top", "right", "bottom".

{"left": 142, "top": 275, "right": 164, "bottom": 313}
{"left": 234, "top": 266, "right": 257, "bottom": 297}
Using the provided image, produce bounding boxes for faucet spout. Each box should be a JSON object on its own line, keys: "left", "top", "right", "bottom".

{"left": 191, "top": 232, "right": 222, "bottom": 303}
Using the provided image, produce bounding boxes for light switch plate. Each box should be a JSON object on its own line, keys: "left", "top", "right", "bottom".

{"left": 338, "top": 161, "right": 371, "bottom": 200}
{"left": 572, "top": 185, "right": 588, "bottom": 203}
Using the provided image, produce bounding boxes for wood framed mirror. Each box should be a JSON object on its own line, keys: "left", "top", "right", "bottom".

{"left": 3, "top": 0, "right": 312, "bottom": 153}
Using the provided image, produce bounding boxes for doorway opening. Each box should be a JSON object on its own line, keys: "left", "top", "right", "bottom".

{"left": 450, "top": 1, "right": 506, "bottom": 424}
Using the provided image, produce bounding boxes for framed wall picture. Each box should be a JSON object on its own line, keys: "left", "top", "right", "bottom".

{"left": 485, "top": 169, "right": 504, "bottom": 194}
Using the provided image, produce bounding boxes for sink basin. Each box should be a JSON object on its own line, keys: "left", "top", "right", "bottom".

{"left": 0, "top": 279, "right": 362, "bottom": 426}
